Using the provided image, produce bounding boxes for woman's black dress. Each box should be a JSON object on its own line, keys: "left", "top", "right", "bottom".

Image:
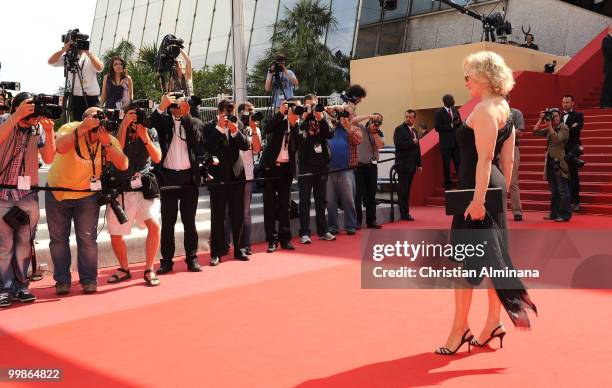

{"left": 450, "top": 119, "right": 537, "bottom": 329}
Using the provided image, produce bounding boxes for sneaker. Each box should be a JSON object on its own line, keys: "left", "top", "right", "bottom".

{"left": 0, "top": 293, "right": 10, "bottom": 308}
{"left": 11, "top": 289, "right": 36, "bottom": 303}
{"left": 82, "top": 283, "right": 97, "bottom": 294}
{"left": 300, "top": 235, "right": 312, "bottom": 244}
{"left": 318, "top": 232, "right": 336, "bottom": 241}
{"left": 55, "top": 282, "right": 71, "bottom": 296}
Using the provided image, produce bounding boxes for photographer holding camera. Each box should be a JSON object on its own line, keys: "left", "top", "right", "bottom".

{"left": 352, "top": 112, "right": 385, "bottom": 228}
{"left": 204, "top": 100, "right": 250, "bottom": 265}
{"left": 264, "top": 54, "right": 299, "bottom": 108}
{"left": 105, "top": 103, "right": 162, "bottom": 287}
{"left": 261, "top": 98, "right": 302, "bottom": 252}
{"left": 0, "top": 93, "right": 56, "bottom": 306}
{"left": 533, "top": 108, "right": 572, "bottom": 222}
{"left": 561, "top": 95, "right": 584, "bottom": 212}
{"left": 151, "top": 92, "right": 205, "bottom": 273}
{"left": 224, "top": 102, "right": 262, "bottom": 256}
{"left": 296, "top": 94, "right": 336, "bottom": 244}
{"left": 48, "top": 32, "right": 103, "bottom": 121}
{"left": 47, "top": 107, "right": 127, "bottom": 295}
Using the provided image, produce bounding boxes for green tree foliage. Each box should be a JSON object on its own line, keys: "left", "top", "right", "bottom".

{"left": 192, "top": 64, "right": 233, "bottom": 98}
{"left": 249, "top": 0, "right": 349, "bottom": 96}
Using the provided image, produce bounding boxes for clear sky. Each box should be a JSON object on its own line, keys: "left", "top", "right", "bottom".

{"left": 0, "top": 0, "right": 97, "bottom": 95}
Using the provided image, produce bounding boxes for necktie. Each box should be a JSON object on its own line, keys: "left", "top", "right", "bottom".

{"left": 448, "top": 108, "right": 453, "bottom": 120}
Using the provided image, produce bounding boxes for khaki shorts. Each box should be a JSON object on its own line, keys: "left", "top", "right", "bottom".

{"left": 106, "top": 191, "right": 159, "bottom": 236}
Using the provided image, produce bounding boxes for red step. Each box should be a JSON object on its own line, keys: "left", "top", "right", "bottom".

{"left": 520, "top": 153, "right": 612, "bottom": 164}
{"left": 520, "top": 145, "right": 612, "bottom": 153}
{"left": 519, "top": 162, "right": 612, "bottom": 173}
{"left": 519, "top": 180, "right": 612, "bottom": 192}
{"left": 520, "top": 137, "right": 612, "bottom": 146}
{"left": 519, "top": 171, "right": 611, "bottom": 182}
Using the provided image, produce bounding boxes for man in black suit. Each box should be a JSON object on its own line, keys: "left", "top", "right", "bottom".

{"left": 561, "top": 95, "right": 585, "bottom": 211}
{"left": 520, "top": 34, "right": 539, "bottom": 51}
{"left": 394, "top": 109, "right": 423, "bottom": 221}
{"left": 261, "top": 98, "right": 301, "bottom": 253}
{"left": 601, "top": 24, "right": 612, "bottom": 108}
{"left": 150, "top": 93, "right": 205, "bottom": 274}
{"left": 434, "top": 94, "right": 462, "bottom": 190}
{"left": 203, "top": 100, "right": 250, "bottom": 266}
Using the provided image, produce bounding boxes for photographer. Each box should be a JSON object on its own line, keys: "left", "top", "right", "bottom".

{"left": 561, "top": 95, "right": 584, "bottom": 212}
{"left": 47, "top": 107, "right": 127, "bottom": 295}
{"left": 327, "top": 110, "right": 362, "bottom": 235}
{"left": 0, "top": 93, "right": 56, "bottom": 306}
{"left": 296, "top": 94, "right": 336, "bottom": 244}
{"left": 260, "top": 98, "right": 302, "bottom": 252}
{"left": 203, "top": 100, "right": 250, "bottom": 266}
{"left": 151, "top": 93, "right": 205, "bottom": 274}
{"left": 352, "top": 112, "right": 385, "bottom": 228}
{"left": 224, "top": 102, "right": 262, "bottom": 255}
{"left": 533, "top": 109, "right": 571, "bottom": 222}
{"left": 393, "top": 109, "right": 423, "bottom": 222}
{"left": 264, "top": 54, "right": 299, "bottom": 108}
{"left": 48, "top": 36, "right": 104, "bottom": 120}
{"left": 435, "top": 94, "right": 462, "bottom": 190}
{"left": 105, "top": 104, "right": 162, "bottom": 287}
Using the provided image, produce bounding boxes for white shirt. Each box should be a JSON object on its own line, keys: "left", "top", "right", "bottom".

{"left": 51, "top": 53, "right": 101, "bottom": 96}
{"left": 241, "top": 126, "right": 261, "bottom": 180}
{"left": 163, "top": 118, "right": 191, "bottom": 170}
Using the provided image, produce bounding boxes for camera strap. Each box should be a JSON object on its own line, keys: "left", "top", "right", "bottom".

{"left": 84, "top": 134, "right": 100, "bottom": 177}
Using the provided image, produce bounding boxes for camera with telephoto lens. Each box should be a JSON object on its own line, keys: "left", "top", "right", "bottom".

{"left": 270, "top": 61, "right": 286, "bottom": 75}
{"left": 129, "top": 99, "right": 154, "bottom": 127}
{"left": 336, "top": 110, "right": 351, "bottom": 119}
{"left": 565, "top": 145, "right": 585, "bottom": 168}
{"left": 286, "top": 102, "right": 305, "bottom": 116}
{"left": 240, "top": 111, "right": 264, "bottom": 127}
{"left": 97, "top": 172, "right": 129, "bottom": 224}
{"left": 542, "top": 108, "right": 556, "bottom": 122}
{"left": 168, "top": 92, "right": 202, "bottom": 110}
{"left": 340, "top": 91, "right": 359, "bottom": 105}
{"left": 156, "top": 34, "right": 184, "bottom": 73}
{"left": 196, "top": 152, "right": 219, "bottom": 183}
{"left": 92, "top": 109, "right": 121, "bottom": 133}
{"left": 27, "top": 94, "right": 63, "bottom": 120}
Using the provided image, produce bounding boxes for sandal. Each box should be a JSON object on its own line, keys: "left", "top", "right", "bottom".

{"left": 144, "top": 269, "right": 161, "bottom": 287}
{"left": 107, "top": 268, "right": 132, "bottom": 284}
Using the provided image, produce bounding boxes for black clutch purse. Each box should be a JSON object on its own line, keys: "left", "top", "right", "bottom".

{"left": 3, "top": 206, "right": 30, "bottom": 231}
{"left": 444, "top": 187, "right": 504, "bottom": 216}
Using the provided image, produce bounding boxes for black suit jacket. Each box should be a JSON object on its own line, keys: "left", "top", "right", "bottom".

{"left": 434, "top": 106, "right": 462, "bottom": 149}
{"left": 393, "top": 123, "right": 422, "bottom": 173}
{"left": 260, "top": 112, "right": 299, "bottom": 177}
{"left": 562, "top": 110, "right": 584, "bottom": 152}
{"left": 150, "top": 109, "right": 205, "bottom": 185}
{"left": 296, "top": 116, "right": 334, "bottom": 173}
{"left": 202, "top": 121, "right": 249, "bottom": 183}
{"left": 602, "top": 34, "right": 612, "bottom": 73}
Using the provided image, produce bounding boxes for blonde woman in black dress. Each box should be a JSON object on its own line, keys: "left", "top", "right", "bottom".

{"left": 436, "top": 51, "right": 537, "bottom": 355}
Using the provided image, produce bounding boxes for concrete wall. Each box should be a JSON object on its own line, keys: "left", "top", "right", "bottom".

{"left": 402, "top": 0, "right": 610, "bottom": 57}
{"left": 350, "top": 41, "right": 569, "bottom": 138}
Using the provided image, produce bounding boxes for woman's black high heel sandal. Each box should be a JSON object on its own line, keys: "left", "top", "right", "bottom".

{"left": 471, "top": 324, "right": 506, "bottom": 348}
{"left": 435, "top": 329, "right": 474, "bottom": 355}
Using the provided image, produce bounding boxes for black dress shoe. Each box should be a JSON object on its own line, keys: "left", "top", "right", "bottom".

{"left": 367, "top": 223, "right": 382, "bottom": 229}
{"left": 187, "top": 261, "right": 202, "bottom": 272}
{"left": 244, "top": 247, "right": 253, "bottom": 255}
{"left": 280, "top": 241, "right": 295, "bottom": 250}
{"left": 210, "top": 256, "right": 220, "bottom": 266}
{"left": 514, "top": 214, "right": 523, "bottom": 222}
{"left": 267, "top": 242, "right": 278, "bottom": 253}
{"left": 234, "top": 250, "right": 250, "bottom": 261}
{"left": 157, "top": 264, "right": 174, "bottom": 275}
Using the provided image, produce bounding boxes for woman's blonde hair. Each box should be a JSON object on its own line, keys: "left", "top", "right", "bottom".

{"left": 463, "top": 51, "right": 515, "bottom": 96}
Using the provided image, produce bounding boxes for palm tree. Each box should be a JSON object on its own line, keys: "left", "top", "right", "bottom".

{"left": 249, "top": 0, "right": 349, "bottom": 96}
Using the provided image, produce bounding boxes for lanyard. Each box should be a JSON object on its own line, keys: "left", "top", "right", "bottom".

{"left": 83, "top": 134, "right": 100, "bottom": 176}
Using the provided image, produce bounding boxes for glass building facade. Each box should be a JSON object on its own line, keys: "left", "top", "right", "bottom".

{"left": 90, "top": 0, "right": 363, "bottom": 70}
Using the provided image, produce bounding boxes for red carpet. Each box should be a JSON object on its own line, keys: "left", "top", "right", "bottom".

{"left": 1, "top": 207, "right": 612, "bottom": 387}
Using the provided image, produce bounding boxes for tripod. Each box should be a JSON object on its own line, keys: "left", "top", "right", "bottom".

{"left": 62, "top": 54, "right": 89, "bottom": 123}
{"left": 264, "top": 70, "right": 288, "bottom": 121}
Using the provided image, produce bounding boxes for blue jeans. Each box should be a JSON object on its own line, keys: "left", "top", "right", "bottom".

{"left": 327, "top": 170, "right": 357, "bottom": 232}
{"left": 45, "top": 192, "right": 100, "bottom": 285}
{"left": 0, "top": 194, "right": 39, "bottom": 295}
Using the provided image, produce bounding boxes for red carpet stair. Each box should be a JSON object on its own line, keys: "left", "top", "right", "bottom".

{"left": 424, "top": 87, "right": 612, "bottom": 216}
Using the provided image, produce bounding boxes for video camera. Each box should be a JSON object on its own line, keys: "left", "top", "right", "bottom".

{"left": 565, "top": 145, "right": 585, "bottom": 168}
{"left": 61, "top": 29, "right": 90, "bottom": 69}
{"left": 26, "top": 94, "right": 63, "bottom": 120}
{"left": 0, "top": 81, "right": 20, "bottom": 91}
{"left": 156, "top": 34, "right": 184, "bottom": 74}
